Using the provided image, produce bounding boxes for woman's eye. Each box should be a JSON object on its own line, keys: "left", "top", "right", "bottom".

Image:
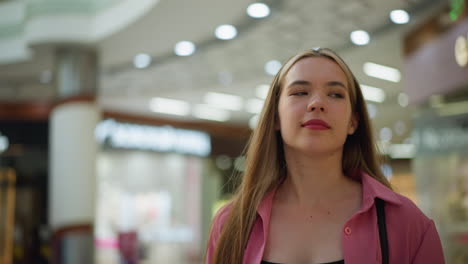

{"left": 329, "top": 93, "right": 344, "bottom": 98}
{"left": 292, "top": 91, "right": 307, "bottom": 96}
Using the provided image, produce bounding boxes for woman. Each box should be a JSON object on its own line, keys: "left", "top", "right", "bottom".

{"left": 206, "top": 48, "right": 445, "bottom": 264}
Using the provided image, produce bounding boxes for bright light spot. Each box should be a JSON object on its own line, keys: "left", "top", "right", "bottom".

{"left": 245, "top": 98, "right": 264, "bottom": 114}
{"left": 398, "top": 93, "right": 409, "bottom": 107}
{"left": 360, "top": 85, "right": 386, "bottom": 103}
{"left": 215, "top": 155, "right": 232, "bottom": 170}
{"left": 234, "top": 156, "right": 246, "bottom": 171}
{"left": 204, "top": 92, "right": 244, "bottom": 111}
{"left": 256, "top": 84, "right": 270, "bottom": 99}
{"left": 193, "top": 104, "right": 231, "bottom": 122}
{"left": 265, "top": 60, "right": 282, "bottom": 76}
{"left": 350, "top": 30, "right": 370, "bottom": 45}
{"left": 367, "top": 103, "right": 377, "bottom": 119}
{"left": 247, "top": 3, "right": 270, "bottom": 18}
{"left": 390, "top": 9, "right": 410, "bottom": 24}
{"left": 394, "top": 121, "right": 406, "bottom": 136}
{"left": 363, "top": 62, "right": 401, "bottom": 82}
{"left": 149, "top": 97, "right": 190, "bottom": 116}
{"left": 381, "top": 164, "right": 393, "bottom": 179}
{"left": 174, "top": 41, "right": 196, "bottom": 56}
{"left": 215, "top": 25, "right": 237, "bottom": 40}
{"left": 249, "top": 115, "right": 259, "bottom": 129}
{"left": 380, "top": 127, "right": 393, "bottom": 142}
{"left": 389, "top": 144, "right": 415, "bottom": 159}
{"left": 0, "top": 133, "right": 9, "bottom": 153}
{"left": 218, "top": 71, "right": 233, "bottom": 86}
{"left": 133, "top": 54, "right": 152, "bottom": 69}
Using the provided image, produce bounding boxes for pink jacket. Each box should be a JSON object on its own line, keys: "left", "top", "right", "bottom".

{"left": 206, "top": 172, "right": 445, "bottom": 264}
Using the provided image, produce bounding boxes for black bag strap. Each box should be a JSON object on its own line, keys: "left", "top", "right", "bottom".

{"left": 376, "top": 198, "right": 389, "bottom": 264}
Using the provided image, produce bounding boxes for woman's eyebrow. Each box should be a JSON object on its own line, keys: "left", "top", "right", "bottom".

{"left": 286, "top": 80, "right": 310, "bottom": 88}
{"left": 326, "top": 81, "right": 347, "bottom": 89}
{"left": 286, "top": 80, "right": 347, "bottom": 89}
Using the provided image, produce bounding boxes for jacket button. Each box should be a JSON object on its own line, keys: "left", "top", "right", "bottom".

{"left": 344, "top": 227, "right": 352, "bottom": 235}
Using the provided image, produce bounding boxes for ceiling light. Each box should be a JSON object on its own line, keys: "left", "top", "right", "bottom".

{"left": 0, "top": 133, "right": 9, "bottom": 153}
{"left": 174, "top": 41, "right": 196, "bottom": 56}
{"left": 380, "top": 127, "right": 393, "bottom": 142}
{"left": 398, "top": 92, "right": 409, "bottom": 107}
{"left": 265, "top": 60, "right": 282, "bottom": 76}
{"left": 360, "top": 84, "right": 386, "bottom": 103}
{"left": 215, "top": 25, "right": 237, "bottom": 40}
{"left": 350, "top": 30, "right": 370, "bottom": 45}
{"left": 256, "top": 84, "right": 270, "bottom": 99}
{"left": 193, "top": 104, "right": 231, "bottom": 122}
{"left": 215, "top": 155, "right": 232, "bottom": 170}
{"left": 149, "top": 97, "right": 190, "bottom": 116}
{"left": 247, "top": 3, "right": 270, "bottom": 18}
{"left": 133, "top": 53, "right": 152, "bottom": 69}
{"left": 249, "top": 115, "right": 259, "bottom": 129}
{"left": 367, "top": 103, "right": 377, "bottom": 119}
{"left": 394, "top": 121, "right": 406, "bottom": 136}
{"left": 218, "top": 71, "right": 233, "bottom": 86}
{"left": 390, "top": 10, "right": 410, "bottom": 24}
{"left": 245, "top": 98, "right": 264, "bottom": 114}
{"left": 388, "top": 144, "right": 415, "bottom": 159}
{"left": 204, "top": 92, "right": 243, "bottom": 111}
{"left": 363, "top": 62, "right": 401, "bottom": 82}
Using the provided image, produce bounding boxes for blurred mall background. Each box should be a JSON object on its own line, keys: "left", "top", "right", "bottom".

{"left": 0, "top": 0, "right": 467, "bottom": 263}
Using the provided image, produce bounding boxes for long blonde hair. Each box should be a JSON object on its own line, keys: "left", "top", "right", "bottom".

{"left": 209, "top": 48, "right": 391, "bottom": 264}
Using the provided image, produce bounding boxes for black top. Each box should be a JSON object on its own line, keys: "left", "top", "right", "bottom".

{"left": 261, "top": 260, "right": 344, "bottom": 264}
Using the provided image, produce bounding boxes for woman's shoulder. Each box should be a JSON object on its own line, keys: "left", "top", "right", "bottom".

{"left": 386, "top": 191, "right": 437, "bottom": 237}
{"left": 390, "top": 191, "right": 431, "bottom": 221}
{"left": 210, "top": 202, "right": 234, "bottom": 238}
{"left": 386, "top": 190, "right": 445, "bottom": 262}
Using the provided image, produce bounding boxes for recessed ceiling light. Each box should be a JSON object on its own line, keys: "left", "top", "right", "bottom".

{"left": 380, "top": 127, "right": 393, "bottom": 142}
{"left": 360, "top": 84, "right": 386, "bottom": 103}
{"left": 367, "top": 103, "right": 377, "bottom": 119}
{"left": 0, "top": 133, "right": 9, "bottom": 153}
{"left": 350, "top": 30, "right": 370, "bottom": 45}
{"left": 398, "top": 93, "right": 409, "bottom": 107}
{"left": 265, "top": 60, "right": 282, "bottom": 76}
{"left": 193, "top": 104, "right": 231, "bottom": 122}
{"left": 249, "top": 115, "right": 259, "bottom": 129}
{"left": 149, "top": 97, "right": 190, "bottom": 116}
{"left": 174, "top": 41, "right": 196, "bottom": 56}
{"left": 133, "top": 53, "right": 152, "bottom": 69}
{"left": 363, "top": 62, "right": 401, "bottom": 82}
{"left": 394, "top": 121, "right": 406, "bottom": 136}
{"left": 215, "top": 24, "right": 237, "bottom": 40}
{"left": 256, "top": 84, "right": 270, "bottom": 99}
{"left": 204, "top": 92, "right": 244, "bottom": 111}
{"left": 247, "top": 3, "right": 270, "bottom": 18}
{"left": 390, "top": 10, "right": 410, "bottom": 24}
{"left": 245, "top": 98, "right": 264, "bottom": 114}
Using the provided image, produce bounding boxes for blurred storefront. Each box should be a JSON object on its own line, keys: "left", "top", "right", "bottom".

{"left": 93, "top": 113, "right": 248, "bottom": 264}
{"left": 404, "top": 1, "right": 468, "bottom": 262}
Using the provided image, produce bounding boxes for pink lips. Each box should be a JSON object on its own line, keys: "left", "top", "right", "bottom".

{"left": 302, "top": 119, "right": 331, "bottom": 130}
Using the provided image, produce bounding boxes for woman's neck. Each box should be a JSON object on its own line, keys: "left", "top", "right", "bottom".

{"left": 279, "top": 148, "right": 356, "bottom": 208}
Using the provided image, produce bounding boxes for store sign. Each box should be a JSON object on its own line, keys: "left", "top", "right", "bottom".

{"left": 95, "top": 119, "right": 211, "bottom": 157}
{"left": 455, "top": 34, "right": 468, "bottom": 67}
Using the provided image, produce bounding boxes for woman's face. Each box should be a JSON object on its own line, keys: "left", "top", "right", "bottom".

{"left": 277, "top": 56, "right": 357, "bottom": 156}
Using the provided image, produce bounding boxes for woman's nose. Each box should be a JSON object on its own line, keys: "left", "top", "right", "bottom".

{"left": 307, "top": 95, "right": 326, "bottom": 112}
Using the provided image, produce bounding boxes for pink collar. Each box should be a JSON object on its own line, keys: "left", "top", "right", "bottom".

{"left": 256, "top": 172, "right": 402, "bottom": 222}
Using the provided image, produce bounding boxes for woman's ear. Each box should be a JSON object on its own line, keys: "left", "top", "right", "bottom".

{"left": 348, "top": 114, "right": 359, "bottom": 135}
